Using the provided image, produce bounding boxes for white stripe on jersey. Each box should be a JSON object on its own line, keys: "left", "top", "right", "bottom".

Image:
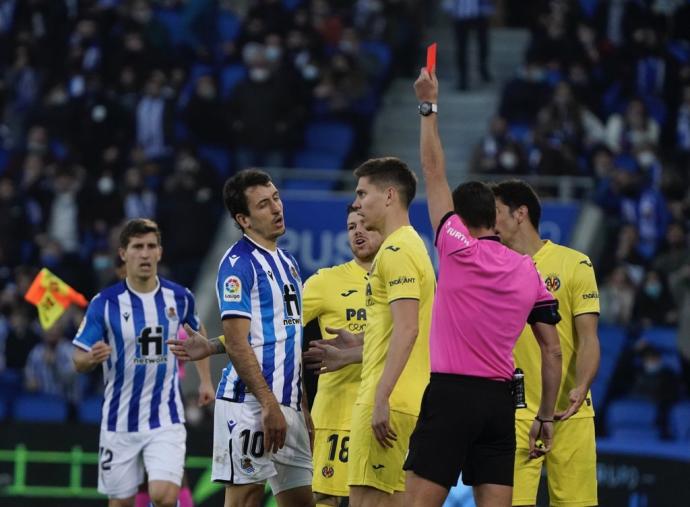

{"left": 277, "top": 249, "right": 303, "bottom": 408}
{"left": 116, "top": 290, "right": 136, "bottom": 432}
{"left": 161, "top": 286, "right": 179, "bottom": 427}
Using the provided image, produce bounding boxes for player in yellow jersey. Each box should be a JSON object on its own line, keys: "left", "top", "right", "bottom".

{"left": 301, "top": 205, "right": 382, "bottom": 507}
{"left": 310, "top": 158, "right": 435, "bottom": 507}
{"left": 493, "top": 180, "right": 601, "bottom": 507}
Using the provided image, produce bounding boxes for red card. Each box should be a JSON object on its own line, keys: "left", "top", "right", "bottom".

{"left": 426, "top": 43, "right": 437, "bottom": 73}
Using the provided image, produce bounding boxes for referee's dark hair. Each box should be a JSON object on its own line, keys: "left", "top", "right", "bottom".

{"left": 452, "top": 181, "right": 496, "bottom": 230}
{"left": 354, "top": 157, "right": 417, "bottom": 209}
{"left": 492, "top": 179, "right": 542, "bottom": 231}
{"left": 223, "top": 168, "right": 273, "bottom": 229}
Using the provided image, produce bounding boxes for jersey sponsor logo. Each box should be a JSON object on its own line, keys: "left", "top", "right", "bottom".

{"left": 579, "top": 259, "right": 593, "bottom": 267}
{"left": 385, "top": 245, "right": 400, "bottom": 252}
{"left": 282, "top": 283, "right": 301, "bottom": 320}
{"left": 227, "top": 420, "right": 237, "bottom": 434}
{"left": 229, "top": 255, "right": 240, "bottom": 267}
{"left": 582, "top": 291, "right": 599, "bottom": 299}
{"left": 223, "top": 276, "right": 242, "bottom": 302}
{"left": 365, "top": 282, "right": 373, "bottom": 307}
{"left": 322, "top": 465, "right": 335, "bottom": 478}
{"left": 134, "top": 326, "right": 166, "bottom": 364}
{"left": 389, "top": 275, "right": 416, "bottom": 287}
{"left": 346, "top": 307, "right": 367, "bottom": 332}
{"left": 341, "top": 289, "right": 358, "bottom": 297}
{"left": 544, "top": 274, "right": 561, "bottom": 292}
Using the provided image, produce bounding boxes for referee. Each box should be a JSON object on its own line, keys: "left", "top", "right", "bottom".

{"left": 402, "top": 70, "right": 563, "bottom": 507}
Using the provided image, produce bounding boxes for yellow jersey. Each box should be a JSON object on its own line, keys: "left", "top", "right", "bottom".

{"left": 302, "top": 260, "right": 369, "bottom": 430}
{"left": 515, "top": 240, "right": 600, "bottom": 420}
{"left": 356, "top": 226, "right": 434, "bottom": 416}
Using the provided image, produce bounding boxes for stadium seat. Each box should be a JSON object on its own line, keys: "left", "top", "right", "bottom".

{"left": 78, "top": 396, "right": 103, "bottom": 425}
{"left": 281, "top": 178, "right": 335, "bottom": 191}
{"left": 154, "top": 8, "right": 186, "bottom": 47}
{"left": 360, "top": 41, "right": 392, "bottom": 85}
{"left": 606, "top": 398, "right": 659, "bottom": 440}
{"left": 220, "top": 64, "right": 247, "bottom": 100}
{"left": 293, "top": 149, "right": 344, "bottom": 171}
{"left": 304, "top": 121, "right": 355, "bottom": 159}
{"left": 13, "top": 394, "right": 69, "bottom": 423}
{"left": 591, "top": 324, "right": 626, "bottom": 410}
{"left": 669, "top": 400, "right": 690, "bottom": 441}
{"left": 507, "top": 122, "right": 532, "bottom": 145}
{"left": 198, "top": 144, "right": 232, "bottom": 179}
{"left": 0, "top": 368, "right": 22, "bottom": 404}
{"left": 217, "top": 10, "right": 241, "bottom": 43}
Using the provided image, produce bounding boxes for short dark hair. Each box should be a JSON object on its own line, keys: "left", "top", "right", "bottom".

{"left": 353, "top": 157, "right": 417, "bottom": 208}
{"left": 452, "top": 181, "right": 496, "bottom": 230}
{"left": 119, "top": 218, "right": 161, "bottom": 248}
{"left": 222, "top": 169, "right": 273, "bottom": 226}
{"left": 492, "top": 179, "right": 542, "bottom": 230}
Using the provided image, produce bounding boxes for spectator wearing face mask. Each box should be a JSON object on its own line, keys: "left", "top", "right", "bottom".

{"left": 184, "top": 75, "right": 227, "bottom": 146}
{"left": 632, "top": 269, "right": 676, "bottom": 328}
{"left": 470, "top": 115, "right": 526, "bottom": 174}
{"left": 605, "top": 98, "right": 660, "bottom": 154}
{"left": 652, "top": 222, "right": 690, "bottom": 278}
{"left": 599, "top": 265, "right": 636, "bottom": 326}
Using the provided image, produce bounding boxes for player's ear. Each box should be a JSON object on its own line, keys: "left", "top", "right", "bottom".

{"left": 516, "top": 205, "right": 528, "bottom": 224}
{"left": 236, "top": 213, "right": 251, "bottom": 230}
{"left": 118, "top": 247, "right": 126, "bottom": 263}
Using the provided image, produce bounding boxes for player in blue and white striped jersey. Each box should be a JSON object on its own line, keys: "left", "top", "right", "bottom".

{"left": 211, "top": 169, "right": 313, "bottom": 507}
{"left": 72, "top": 218, "right": 210, "bottom": 507}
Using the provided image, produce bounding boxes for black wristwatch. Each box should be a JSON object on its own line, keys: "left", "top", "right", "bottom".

{"left": 418, "top": 101, "right": 438, "bottom": 116}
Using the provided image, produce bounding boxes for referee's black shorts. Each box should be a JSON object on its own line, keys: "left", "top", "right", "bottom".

{"left": 403, "top": 372, "right": 515, "bottom": 489}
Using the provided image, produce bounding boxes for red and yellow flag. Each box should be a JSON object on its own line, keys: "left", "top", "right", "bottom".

{"left": 24, "top": 268, "right": 88, "bottom": 329}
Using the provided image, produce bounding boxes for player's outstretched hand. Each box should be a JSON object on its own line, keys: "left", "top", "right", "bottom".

{"left": 372, "top": 397, "right": 397, "bottom": 448}
{"left": 322, "top": 327, "right": 362, "bottom": 349}
{"left": 528, "top": 418, "right": 554, "bottom": 459}
{"left": 167, "top": 324, "right": 212, "bottom": 361}
{"left": 414, "top": 67, "right": 438, "bottom": 103}
{"left": 262, "top": 400, "right": 287, "bottom": 454}
{"left": 554, "top": 385, "right": 587, "bottom": 421}
{"left": 90, "top": 341, "right": 112, "bottom": 364}
{"left": 303, "top": 342, "right": 350, "bottom": 374}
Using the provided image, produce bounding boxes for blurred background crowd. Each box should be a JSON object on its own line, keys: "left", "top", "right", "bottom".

{"left": 0, "top": 0, "right": 689, "bottom": 445}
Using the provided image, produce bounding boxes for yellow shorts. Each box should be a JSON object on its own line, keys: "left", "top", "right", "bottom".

{"left": 347, "top": 403, "right": 417, "bottom": 494}
{"left": 312, "top": 428, "right": 351, "bottom": 497}
{"left": 513, "top": 418, "right": 597, "bottom": 507}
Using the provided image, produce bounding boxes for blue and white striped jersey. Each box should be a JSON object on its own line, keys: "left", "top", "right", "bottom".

{"left": 216, "top": 236, "right": 303, "bottom": 411}
{"left": 73, "top": 277, "right": 200, "bottom": 432}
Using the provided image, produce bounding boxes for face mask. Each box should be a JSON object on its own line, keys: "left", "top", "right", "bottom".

{"left": 265, "top": 46, "right": 283, "bottom": 62}
{"left": 98, "top": 176, "right": 115, "bottom": 194}
{"left": 637, "top": 151, "right": 656, "bottom": 167}
{"left": 339, "top": 41, "right": 355, "bottom": 54}
{"left": 499, "top": 151, "right": 518, "bottom": 169}
{"left": 93, "top": 255, "right": 112, "bottom": 272}
{"left": 643, "top": 359, "right": 663, "bottom": 374}
{"left": 301, "top": 64, "right": 319, "bottom": 81}
{"left": 197, "top": 85, "right": 216, "bottom": 99}
{"left": 249, "top": 68, "right": 270, "bottom": 82}
{"left": 644, "top": 282, "right": 662, "bottom": 299}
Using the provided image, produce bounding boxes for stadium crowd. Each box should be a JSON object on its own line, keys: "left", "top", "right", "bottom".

{"left": 0, "top": 0, "right": 421, "bottom": 416}
{"left": 471, "top": 0, "right": 690, "bottom": 435}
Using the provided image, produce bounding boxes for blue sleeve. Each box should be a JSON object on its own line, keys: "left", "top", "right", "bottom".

{"left": 72, "top": 295, "right": 106, "bottom": 351}
{"left": 216, "top": 254, "right": 254, "bottom": 320}
{"left": 183, "top": 288, "right": 201, "bottom": 331}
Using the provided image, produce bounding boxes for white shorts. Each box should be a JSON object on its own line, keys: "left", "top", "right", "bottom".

{"left": 212, "top": 396, "right": 313, "bottom": 494}
{"left": 98, "top": 423, "right": 186, "bottom": 499}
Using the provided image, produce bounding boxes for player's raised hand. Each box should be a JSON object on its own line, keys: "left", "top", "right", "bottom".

{"left": 262, "top": 400, "right": 287, "bottom": 453}
{"left": 303, "top": 342, "right": 351, "bottom": 374}
{"left": 90, "top": 341, "right": 112, "bottom": 364}
{"left": 414, "top": 67, "right": 438, "bottom": 103}
{"left": 554, "top": 385, "right": 587, "bottom": 421}
{"left": 167, "top": 324, "right": 213, "bottom": 361}
{"left": 528, "top": 418, "right": 554, "bottom": 459}
{"left": 322, "top": 327, "right": 363, "bottom": 349}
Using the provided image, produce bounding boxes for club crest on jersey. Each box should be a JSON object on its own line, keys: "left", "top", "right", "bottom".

{"left": 544, "top": 274, "right": 561, "bottom": 292}
{"left": 322, "top": 465, "right": 334, "bottom": 478}
{"left": 167, "top": 307, "right": 176, "bottom": 318}
{"left": 240, "top": 457, "right": 255, "bottom": 474}
{"left": 290, "top": 265, "right": 299, "bottom": 279}
{"left": 224, "top": 276, "right": 242, "bottom": 302}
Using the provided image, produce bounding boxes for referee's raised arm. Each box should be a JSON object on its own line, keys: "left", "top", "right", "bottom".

{"left": 414, "top": 68, "right": 453, "bottom": 234}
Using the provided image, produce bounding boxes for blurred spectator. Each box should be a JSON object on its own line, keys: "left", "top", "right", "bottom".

{"left": 599, "top": 265, "right": 636, "bottom": 326}
{"left": 605, "top": 98, "right": 660, "bottom": 154}
{"left": 677, "top": 85, "right": 690, "bottom": 160}
{"left": 136, "top": 71, "right": 173, "bottom": 159}
{"left": 652, "top": 222, "right": 690, "bottom": 278}
{"left": 184, "top": 75, "right": 227, "bottom": 146}
{"left": 123, "top": 167, "right": 156, "bottom": 220}
{"left": 0, "top": 177, "right": 31, "bottom": 266}
{"left": 498, "top": 57, "right": 552, "bottom": 124}
{"left": 444, "top": 0, "right": 493, "bottom": 90}
{"left": 470, "top": 116, "right": 526, "bottom": 174}
{"left": 0, "top": 305, "right": 40, "bottom": 372}
{"left": 45, "top": 165, "right": 82, "bottom": 256}
{"left": 24, "top": 321, "right": 81, "bottom": 404}
{"left": 632, "top": 269, "right": 676, "bottom": 327}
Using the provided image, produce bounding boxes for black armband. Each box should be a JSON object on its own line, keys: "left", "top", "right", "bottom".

{"left": 527, "top": 300, "right": 561, "bottom": 325}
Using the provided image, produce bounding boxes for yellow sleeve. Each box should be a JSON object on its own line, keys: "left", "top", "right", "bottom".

{"left": 570, "top": 256, "right": 600, "bottom": 316}
{"left": 302, "top": 270, "right": 325, "bottom": 324}
{"left": 380, "top": 247, "right": 422, "bottom": 303}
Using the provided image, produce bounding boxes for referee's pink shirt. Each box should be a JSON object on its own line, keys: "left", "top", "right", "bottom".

{"left": 430, "top": 212, "right": 554, "bottom": 381}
